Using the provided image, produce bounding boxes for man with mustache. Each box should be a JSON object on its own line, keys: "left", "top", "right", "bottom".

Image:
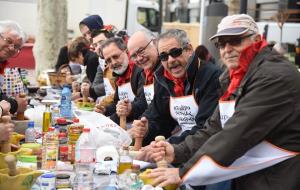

{"left": 96, "top": 37, "right": 147, "bottom": 125}
{"left": 139, "top": 14, "right": 300, "bottom": 190}
{"left": 130, "top": 29, "right": 222, "bottom": 145}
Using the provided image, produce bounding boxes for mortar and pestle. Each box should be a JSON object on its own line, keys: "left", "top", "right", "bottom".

{"left": 75, "top": 86, "right": 96, "bottom": 111}
{"left": 0, "top": 154, "right": 42, "bottom": 190}
{"left": 139, "top": 136, "right": 178, "bottom": 190}
{"left": 12, "top": 93, "right": 33, "bottom": 135}
{"left": 0, "top": 116, "right": 23, "bottom": 169}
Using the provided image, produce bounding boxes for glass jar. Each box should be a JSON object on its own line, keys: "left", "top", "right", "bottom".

{"left": 55, "top": 174, "right": 71, "bottom": 189}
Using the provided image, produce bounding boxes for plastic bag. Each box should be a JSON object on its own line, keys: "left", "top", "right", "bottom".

{"left": 73, "top": 109, "right": 132, "bottom": 149}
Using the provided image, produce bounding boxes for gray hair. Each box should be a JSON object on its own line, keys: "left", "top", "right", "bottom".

{"left": 157, "top": 29, "right": 190, "bottom": 48}
{"left": 100, "top": 37, "right": 127, "bottom": 51}
{"left": 0, "top": 20, "right": 26, "bottom": 45}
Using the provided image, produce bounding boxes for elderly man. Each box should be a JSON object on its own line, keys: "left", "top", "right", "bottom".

{"left": 96, "top": 37, "right": 147, "bottom": 125}
{"left": 141, "top": 14, "right": 300, "bottom": 190}
{"left": 0, "top": 20, "right": 26, "bottom": 142}
{"left": 130, "top": 29, "right": 221, "bottom": 145}
{"left": 116, "top": 31, "right": 159, "bottom": 124}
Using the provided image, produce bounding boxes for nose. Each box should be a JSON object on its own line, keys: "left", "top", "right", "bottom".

{"left": 223, "top": 42, "right": 233, "bottom": 52}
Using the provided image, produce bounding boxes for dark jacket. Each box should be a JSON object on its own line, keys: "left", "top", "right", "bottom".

{"left": 173, "top": 47, "right": 300, "bottom": 190}
{"left": 142, "top": 54, "right": 222, "bottom": 145}
{"left": 106, "top": 65, "right": 147, "bottom": 124}
{"left": 83, "top": 50, "right": 99, "bottom": 84}
{"left": 55, "top": 45, "right": 69, "bottom": 72}
{"left": 89, "top": 64, "right": 105, "bottom": 100}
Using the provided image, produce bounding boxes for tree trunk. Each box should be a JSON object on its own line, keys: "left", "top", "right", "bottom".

{"left": 33, "top": 0, "right": 67, "bottom": 77}
{"left": 228, "top": 0, "right": 240, "bottom": 15}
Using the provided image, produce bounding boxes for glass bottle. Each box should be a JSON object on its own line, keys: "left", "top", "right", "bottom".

{"left": 117, "top": 146, "right": 132, "bottom": 174}
{"left": 42, "top": 104, "right": 52, "bottom": 133}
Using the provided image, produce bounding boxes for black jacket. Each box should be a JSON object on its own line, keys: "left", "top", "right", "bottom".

{"left": 83, "top": 50, "right": 99, "bottom": 84}
{"left": 106, "top": 64, "right": 147, "bottom": 124}
{"left": 174, "top": 47, "right": 300, "bottom": 190}
{"left": 142, "top": 54, "right": 222, "bottom": 145}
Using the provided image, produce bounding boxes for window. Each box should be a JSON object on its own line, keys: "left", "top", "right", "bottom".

{"left": 137, "top": 7, "right": 160, "bottom": 32}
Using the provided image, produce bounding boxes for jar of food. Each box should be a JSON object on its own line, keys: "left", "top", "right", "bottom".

{"left": 55, "top": 173, "right": 71, "bottom": 189}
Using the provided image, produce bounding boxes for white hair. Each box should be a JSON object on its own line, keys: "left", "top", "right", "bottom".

{"left": 0, "top": 20, "right": 26, "bottom": 45}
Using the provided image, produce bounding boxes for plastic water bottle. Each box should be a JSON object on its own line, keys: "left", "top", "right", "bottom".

{"left": 42, "top": 127, "right": 59, "bottom": 170}
{"left": 74, "top": 128, "right": 95, "bottom": 190}
{"left": 25, "top": 121, "right": 35, "bottom": 143}
{"left": 60, "top": 85, "right": 72, "bottom": 119}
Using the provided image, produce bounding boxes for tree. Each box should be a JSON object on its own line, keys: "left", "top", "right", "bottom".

{"left": 33, "top": 0, "right": 68, "bottom": 76}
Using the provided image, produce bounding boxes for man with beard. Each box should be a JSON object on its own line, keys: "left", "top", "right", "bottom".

{"left": 130, "top": 29, "right": 222, "bottom": 145}
{"left": 95, "top": 37, "right": 147, "bottom": 125}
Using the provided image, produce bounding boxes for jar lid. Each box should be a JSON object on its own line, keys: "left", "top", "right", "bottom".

{"left": 41, "top": 173, "right": 56, "bottom": 178}
{"left": 72, "top": 118, "right": 79, "bottom": 123}
{"left": 56, "top": 174, "right": 70, "bottom": 179}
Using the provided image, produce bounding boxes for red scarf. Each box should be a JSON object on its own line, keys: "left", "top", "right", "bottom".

{"left": 164, "top": 69, "right": 186, "bottom": 97}
{"left": 0, "top": 60, "right": 8, "bottom": 75}
{"left": 144, "top": 69, "right": 154, "bottom": 85}
{"left": 116, "top": 60, "right": 135, "bottom": 86}
{"left": 220, "top": 39, "right": 268, "bottom": 100}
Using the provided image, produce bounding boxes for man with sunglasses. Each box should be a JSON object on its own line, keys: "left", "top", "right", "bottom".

{"left": 130, "top": 29, "right": 221, "bottom": 146}
{"left": 96, "top": 37, "right": 147, "bottom": 125}
{"left": 137, "top": 14, "right": 300, "bottom": 190}
{"left": 0, "top": 20, "right": 27, "bottom": 117}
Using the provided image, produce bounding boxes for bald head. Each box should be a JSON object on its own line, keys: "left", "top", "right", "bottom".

{"left": 128, "top": 30, "right": 158, "bottom": 70}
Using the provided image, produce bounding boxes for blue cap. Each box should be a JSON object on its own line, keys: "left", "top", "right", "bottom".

{"left": 28, "top": 121, "right": 34, "bottom": 128}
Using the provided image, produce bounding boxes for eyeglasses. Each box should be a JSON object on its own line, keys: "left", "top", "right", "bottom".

{"left": 0, "top": 33, "right": 22, "bottom": 54}
{"left": 214, "top": 33, "right": 255, "bottom": 49}
{"left": 105, "top": 50, "right": 126, "bottom": 64}
{"left": 130, "top": 39, "right": 153, "bottom": 60}
{"left": 159, "top": 47, "right": 186, "bottom": 61}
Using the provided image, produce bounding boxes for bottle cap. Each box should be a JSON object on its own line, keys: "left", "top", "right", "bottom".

{"left": 58, "top": 133, "right": 67, "bottom": 138}
{"left": 83, "top": 128, "right": 90, "bottom": 132}
{"left": 72, "top": 118, "right": 79, "bottom": 123}
{"left": 57, "top": 118, "right": 67, "bottom": 125}
{"left": 27, "top": 121, "right": 34, "bottom": 128}
{"left": 48, "top": 127, "right": 54, "bottom": 131}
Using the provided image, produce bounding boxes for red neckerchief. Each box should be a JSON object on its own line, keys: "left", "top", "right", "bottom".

{"left": 116, "top": 60, "right": 135, "bottom": 86}
{"left": 144, "top": 68, "right": 154, "bottom": 85}
{"left": 220, "top": 39, "right": 268, "bottom": 100}
{"left": 0, "top": 60, "right": 8, "bottom": 75}
{"left": 163, "top": 69, "right": 186, "bottom": 97}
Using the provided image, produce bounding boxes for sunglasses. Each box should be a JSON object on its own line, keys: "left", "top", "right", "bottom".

{"left": 159, "top": 47, "right": 185, "bottom": 61}
{"left": 214, "top": 33, "right": 255, "bottom": 49}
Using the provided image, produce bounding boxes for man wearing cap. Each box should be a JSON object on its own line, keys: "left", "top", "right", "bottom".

{"left": 139, "top": 14, "right": 300, "bottom": 190}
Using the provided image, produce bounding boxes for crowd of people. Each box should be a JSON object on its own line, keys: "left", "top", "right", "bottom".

{"left": 0, "top": 13, "right": 299, "bottom": 190}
